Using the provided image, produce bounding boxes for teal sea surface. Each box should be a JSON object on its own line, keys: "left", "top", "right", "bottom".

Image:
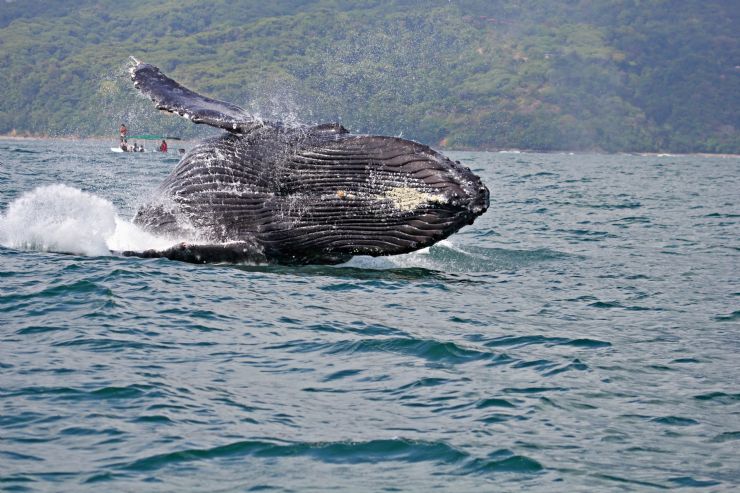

{"left": 0, "top": 139, "right": 738, "bottom": 492}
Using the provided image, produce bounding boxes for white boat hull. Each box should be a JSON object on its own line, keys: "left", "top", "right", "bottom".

{"left": 110, "top": 147, "right": 150, "bottom": 153}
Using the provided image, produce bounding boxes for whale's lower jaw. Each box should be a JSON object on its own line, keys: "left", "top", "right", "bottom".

{"left": 122, "top": 241, "right": 269, "bottom": 264}
{"left": 120, "top": 241, "right": 353, "bottom": 265}
{"left": 122, "top": 241, "right": 349, "bottom": 265}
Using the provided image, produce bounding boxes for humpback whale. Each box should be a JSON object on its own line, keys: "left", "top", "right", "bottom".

{"left": 124, "top": 58, "right": 489, "bottom": 265}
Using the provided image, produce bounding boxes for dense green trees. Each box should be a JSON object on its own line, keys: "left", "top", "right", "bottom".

{"left": 0, "top": 0, "right": 737, "bottom": 153}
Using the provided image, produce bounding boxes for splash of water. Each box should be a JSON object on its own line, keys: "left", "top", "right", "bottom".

{"left": 0, "top": 184, "right": 180, "bottom": 256}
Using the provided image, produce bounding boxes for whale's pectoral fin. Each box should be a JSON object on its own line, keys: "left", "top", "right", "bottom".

{"left": 129, "top": 57, "right": 261, "bottom": 133}
{"left": 121, "top": 241, "right": 267, "bottom": 264}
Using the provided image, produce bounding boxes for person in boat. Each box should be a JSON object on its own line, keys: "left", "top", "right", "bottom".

{"left": 159, "top": 140, "right": 168, "bottom": 152}
{"left": 119, "top": 123, "right": 127, "bottom": 142}
{"left": 120, "top": 141, "right": 128, "bottom": 152}
{"left": 139, "top": 143, "right": 145, "bottom": 152}
{"left": 133, "top": 142, "right": 139, "bottom": 152}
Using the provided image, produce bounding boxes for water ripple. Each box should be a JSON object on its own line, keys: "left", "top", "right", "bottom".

{"left": 1, "top": 143, "right": 737, "bottom": 491}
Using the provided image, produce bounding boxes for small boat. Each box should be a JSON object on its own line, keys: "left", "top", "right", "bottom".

{"left": 110, "top": 147, "right": 148, "bottom": 153}
{"left": 110, "top": 134, "right": 181, "bottom": 154}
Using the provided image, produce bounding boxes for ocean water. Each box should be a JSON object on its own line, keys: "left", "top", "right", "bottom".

{"left": 0, "top": 138, "right": 738, "bottom": 492}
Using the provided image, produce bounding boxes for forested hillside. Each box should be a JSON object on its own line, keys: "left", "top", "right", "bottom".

{"left": 1, "top": 0, "right": 738, "bottom": 153}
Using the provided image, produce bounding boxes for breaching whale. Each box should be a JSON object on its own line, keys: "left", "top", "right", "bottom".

{"left": 124, "top": 58, "right": 489, "bottom": 264}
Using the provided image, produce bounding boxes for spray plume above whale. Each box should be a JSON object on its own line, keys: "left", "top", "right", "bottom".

{"left": 124, "top": 57, "right": 489, "bottom": 265}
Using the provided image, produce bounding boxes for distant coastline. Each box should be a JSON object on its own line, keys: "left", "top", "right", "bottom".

{"left": 2, "top": 135, "right": 738, "bottom": 159}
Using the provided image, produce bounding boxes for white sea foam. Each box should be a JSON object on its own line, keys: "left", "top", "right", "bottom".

{"left": 0, "top": 184, "right": 179, "bottom": 256}
{"left": 342, "top": 240, "right": 461, "bottom": 270}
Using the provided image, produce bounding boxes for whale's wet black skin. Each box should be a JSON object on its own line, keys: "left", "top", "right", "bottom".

{"left": 125, "top": 58, "right": 489, "bottom": 264}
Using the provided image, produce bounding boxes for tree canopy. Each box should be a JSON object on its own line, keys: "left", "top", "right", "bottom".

{"left": 0, "top": 0, "right": 737, "bottom": 153}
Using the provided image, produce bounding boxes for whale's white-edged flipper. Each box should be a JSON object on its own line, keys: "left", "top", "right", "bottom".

{"left": 129, "top": 57, "right": 262, "bottom": 133}
{"left": 120, "top": 240, "right": 271, "bottom": 264}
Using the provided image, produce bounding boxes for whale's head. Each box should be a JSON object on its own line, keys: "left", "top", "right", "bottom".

{"left": 265, "top": 134, "right": 490, "bottom": 263}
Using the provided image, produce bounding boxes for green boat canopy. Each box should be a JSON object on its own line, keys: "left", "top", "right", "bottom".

{"left": 127, "top": 135, "right": 182, "bottom": 140}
